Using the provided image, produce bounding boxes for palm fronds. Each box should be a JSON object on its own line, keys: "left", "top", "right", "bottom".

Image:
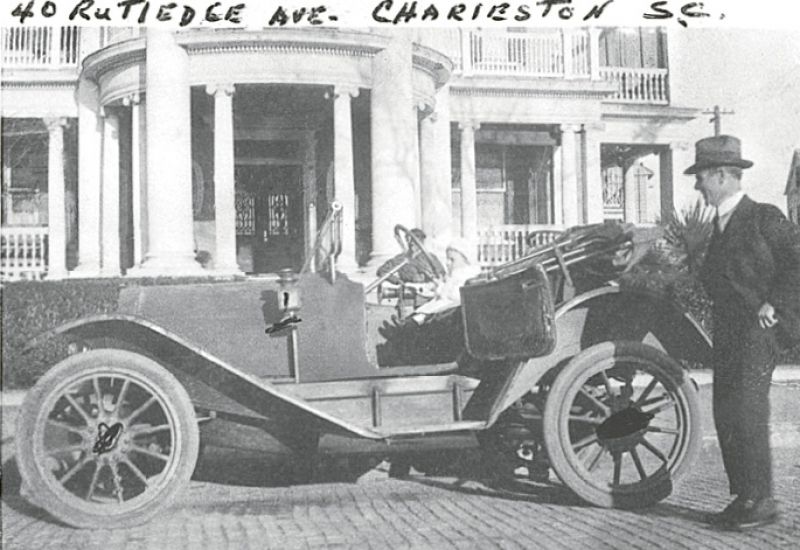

{"left": 663, "top": 200, "right": 714, "bottom": 275}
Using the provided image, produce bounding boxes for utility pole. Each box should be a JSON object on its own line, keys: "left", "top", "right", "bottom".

{"left": 702, "top": 105, "right": 735, "bottom": 136}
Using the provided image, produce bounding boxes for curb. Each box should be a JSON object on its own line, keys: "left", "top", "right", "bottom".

{"left": 2, "top": 366, "right": 799, "bottom": 409}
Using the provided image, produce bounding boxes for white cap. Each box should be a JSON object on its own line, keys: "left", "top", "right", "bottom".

{"left": 446, "top": 237, "right": 477, "bottom": 265}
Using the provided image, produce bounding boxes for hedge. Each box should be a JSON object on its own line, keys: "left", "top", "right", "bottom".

{"left": 1, "top": 276, "right": 244, "bottom": 389}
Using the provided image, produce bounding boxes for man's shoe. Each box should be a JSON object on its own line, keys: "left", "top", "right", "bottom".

{"left": 705, "top": 496, "right": 746, "bottom": 526}
{"left": 723, "top": 498, "right": 779, "bottom": 530}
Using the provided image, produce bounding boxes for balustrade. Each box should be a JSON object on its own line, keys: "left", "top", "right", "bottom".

{"left": 477, "top": 224, "right": 563, "bottom": 268}
{"left": 2, "top": 26, "right": 79, "bottom": 68}
{"left": 599, "top": 67, "right": 669, "bottom": 104}
{"left": 0, "top": 227, "right": 48, "bottom": 281}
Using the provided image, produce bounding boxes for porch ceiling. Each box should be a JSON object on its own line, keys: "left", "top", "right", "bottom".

{"left": 234, "top": 84, "right": 330, "bottom": 131}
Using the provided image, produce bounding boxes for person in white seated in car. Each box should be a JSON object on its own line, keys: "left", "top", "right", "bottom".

{"left": 411, "top": 238, "right": 482, "bottom": 324}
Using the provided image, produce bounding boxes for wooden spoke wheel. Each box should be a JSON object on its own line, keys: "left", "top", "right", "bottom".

{"left": 542, "top": 341, "right": 701, "bottom": 509}
{"left": 16, "top": 349, "right": 199, "bottom": 528}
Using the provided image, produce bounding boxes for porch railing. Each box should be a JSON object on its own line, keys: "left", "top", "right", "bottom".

{"left": 477, "top": 224, "right": 564, "bottom": 268}
{"left": 2, "top": 26, "right": 79, "bottom": 68}
{"left": 599, "top": 67, "right": 669, "bottom": 104}
{"left": 417, "top": 29, "right": 590, "bottom": 78}
{"left": 1, "top": 226, "right": 48, "bottom": 281}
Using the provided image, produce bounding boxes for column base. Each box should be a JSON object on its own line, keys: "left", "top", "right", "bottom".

{"left": 69, "top": 264, "right": 102, "bottom": 278}
{"left": 127, "top": 254, "right": 207, "bottom": 277}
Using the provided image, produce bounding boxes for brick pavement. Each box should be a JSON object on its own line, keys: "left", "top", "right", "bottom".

{"left": 2, "top": 442, "right": 799, "bottom": 550}
{"left": 3, "top": 381, "right": 799, "bottom": 549}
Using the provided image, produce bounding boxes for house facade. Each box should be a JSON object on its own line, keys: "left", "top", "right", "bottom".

{"left": 1, "top": 26, "right": 699, "bottom": 280}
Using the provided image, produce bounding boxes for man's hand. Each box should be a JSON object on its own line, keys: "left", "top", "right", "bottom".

{"left": 758, "top": 302, "right": 778, "bottom": 329}
{"left": 411, "top": 313, "right": 427, "bottom": 325}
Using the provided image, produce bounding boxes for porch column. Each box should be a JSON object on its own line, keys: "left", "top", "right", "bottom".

{"left": 560, "top": 124, "right": 580, "bottom": 227}
{"left": 370, "top": 32, "right": 417, "bottom": 262}
{"left": 661, "top": 142, "right": 693, "bottom": 220}
{"left": 73, "top": 78, "right": 102, "bottom": 275}
{"left": 459, "top": 121, "right": 479, "bottom": 240}
{"left": 44, "top": 117, "right": 67, "bottom": 279}
{"left": 207, "top": 83, "right": 240, "bottom": 274}
{"left": 582, "top": 123, "right": 604, "bottom": 223}
{"left": 333, "top": 85, "right": 359, "bottom": 271}
{"left": 623, "top": 160, "right": 639, "bottom": 223}
{"left": 419, "top": 85, "right": 452, "bottom": 247}
{"left": 100, "top": 111, "right": 120, "bottom": 276}
{"left": 124, "top": 93, "right": 146, "bottom": 267}
{"left": 137, "top": 29, "right": 202, "bottom": 274}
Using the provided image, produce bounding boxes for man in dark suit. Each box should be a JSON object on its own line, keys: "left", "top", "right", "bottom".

{"left": 687, "top": 135, "right": 800, "bottom": 529}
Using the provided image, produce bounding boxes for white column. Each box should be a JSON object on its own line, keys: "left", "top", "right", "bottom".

{"left": 588, "top": 28, "right": 602, "bottom": 81}
{"left": 123, "top": 93, "right": 145, "bottom": 267}
{"left": 663, "top": 142, "right": 694, "bottom": 217}
{"left": 136, "top": 29, "right": 202, "bottom": 274}
{"left": 332, "top": 85, "right": 359, "bottom": 271}
{"left": 624, "top": 161, "right": 638, "bottom": 223}
{"left": 44, "top": 117, "right": 67, "bottom": 279}
{"left": 100, "top": 111, "right": 120, "bottom": 277}
{"left": 583, "top": 123, "right": 604, "bottom": 223}
{"left": 73, "top": 78, "right": 102, "bottom": 276}
{"left": 459, "top": 121, "right": 479, "bottom": 240}
{"left": 552, "top": 144, "right": 563, "bottom": 226}
{"left": 206, "top": 83, "right": 240, "bottom": 274}
{"left": 560, "top": 124, "right": 580, "bottom": 227}
{"left": 419, "top": 85, "right": 453, "bottom": 248}
{"left": 370, "top": 32, "right": 417, "bottom": 262}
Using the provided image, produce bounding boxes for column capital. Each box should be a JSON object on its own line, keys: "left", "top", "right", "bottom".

{"left": 559, "top": 123, "right": 581, "bottom": 133}
{"left": 43, "top": 117, "right": 67, "bottom": 132}
{"left": 333, "top": 85, "right": 360, "bottom": 99}
{"left": 458, "top": 120, "right": 481, "bottom": 132}
{"left": 122, "top": 92, "right": 141, "bottom": 106}
{"left": 206, "top": 83, "right": 235, "bottom": 97}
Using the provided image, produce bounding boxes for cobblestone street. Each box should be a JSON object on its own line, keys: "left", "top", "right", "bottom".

{"left": 3, "top": 385, "right": 799, "bottom": 549}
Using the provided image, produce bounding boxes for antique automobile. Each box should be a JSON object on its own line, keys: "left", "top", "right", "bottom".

{"left": 16, "top": 203, "right": 711, "bottom": 529}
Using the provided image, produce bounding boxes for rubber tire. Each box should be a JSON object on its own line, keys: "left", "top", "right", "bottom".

{"left": 542, "top": 341, "right": 701, "bottom": 509}
{"left": 16, "top": 349, "right": 200, "bottom": 529}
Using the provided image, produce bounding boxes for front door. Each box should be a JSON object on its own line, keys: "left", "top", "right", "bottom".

{"left": 236, "top": 165, "right": 304, "bottom": 273}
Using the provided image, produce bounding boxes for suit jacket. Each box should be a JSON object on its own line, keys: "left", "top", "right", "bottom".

{"left": 701, "top": 195, "right": 800, "bottom": 347}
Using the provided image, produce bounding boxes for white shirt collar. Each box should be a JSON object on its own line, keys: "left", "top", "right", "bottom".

{"left": 716, "top": 191, "right": 745, "bottom": 218}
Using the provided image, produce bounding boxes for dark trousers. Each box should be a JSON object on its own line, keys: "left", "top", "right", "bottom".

{"left": 712, "top": 312, "right": 778, "bottom": 499}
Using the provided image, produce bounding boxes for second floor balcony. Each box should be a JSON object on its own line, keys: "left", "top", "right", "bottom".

{"left": 2, "top": 26, "right": 670, "bottom": 105}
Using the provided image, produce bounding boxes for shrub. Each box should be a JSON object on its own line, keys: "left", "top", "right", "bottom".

{"left": 1, "top": 276, "right": 246, "bottom": 389}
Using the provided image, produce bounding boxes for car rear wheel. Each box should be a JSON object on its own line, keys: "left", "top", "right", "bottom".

{"left": 542, "top": 341, "right": 701, "bottom": 509}
{"left": 16, "top": 349, "right": 199, "bottom": 528}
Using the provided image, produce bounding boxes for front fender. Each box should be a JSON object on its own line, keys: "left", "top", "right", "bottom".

{"left": 486, "top": 285, "right": 711, "bottom": 424}
{"left": 24, "top": 315, "right": 383, "bottom": 440}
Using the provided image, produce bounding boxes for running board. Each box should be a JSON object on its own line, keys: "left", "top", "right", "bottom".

{"left": 376, "top": 420, "right": 487, "bottom": 438}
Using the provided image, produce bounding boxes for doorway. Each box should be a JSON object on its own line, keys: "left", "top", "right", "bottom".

{"left": 235, "top": 164, "right": 304, "bottom": 273}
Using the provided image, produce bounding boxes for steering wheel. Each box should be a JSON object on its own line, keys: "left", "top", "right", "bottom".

{"left": 394, "top": 224, "right": 446, "bottom": 279}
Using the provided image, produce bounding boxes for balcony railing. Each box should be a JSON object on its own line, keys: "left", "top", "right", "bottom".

{"left": 418, "top": 28, "right": 591, "bottom": 78}
{"left": 1, "top": 226, "right": 48, "bottom": 281}
{"left": 599, "top": 67, "right": 669, "bottom": 104}
{"left": 2, "top": 26, "right": 79, "bottom": 68}
{"left": 477, "top": 224, "right": 564, "bottom": 268}
{"left": 418, "top": 29, "right": 670, "bottom": 104}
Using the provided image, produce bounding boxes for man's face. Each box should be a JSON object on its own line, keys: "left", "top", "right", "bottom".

{"left": 694, "top": 168, "right": 726, "bottom": 207}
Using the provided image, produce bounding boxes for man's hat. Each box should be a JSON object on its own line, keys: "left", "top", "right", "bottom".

{"left": 684, "top": 135, "right": 753, "bottom": 175}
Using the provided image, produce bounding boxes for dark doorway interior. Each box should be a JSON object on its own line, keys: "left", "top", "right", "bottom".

{"left": 235, "top": 164, "right": 304, "bottom": 273}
